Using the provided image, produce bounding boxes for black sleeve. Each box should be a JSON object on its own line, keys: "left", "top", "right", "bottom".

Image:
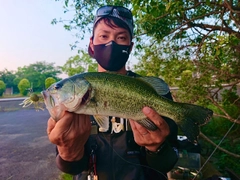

{"left": 55, "top": 146, "right": 88, "bottom": 175}
{"left": 55, "top": 131, "right": 98, "bottom": 175}
{"left": 56, "top": 154, "right": 88, "bottom": 175}
{"left": 145, "top": 141, "right": 178, "bottom": 172}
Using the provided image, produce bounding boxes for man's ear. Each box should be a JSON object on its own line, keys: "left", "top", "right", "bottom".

{"left": 89, "top": 36, "right": 94, "bottom": 50}
{"left": 88, "top": 36, "right": 94, "bottom": 58}
{"left": 130, "top": 42, "right": 134, "bottom": 52}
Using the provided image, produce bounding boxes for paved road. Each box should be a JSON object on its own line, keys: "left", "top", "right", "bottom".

{"left": 0, "top": 109, "right": 62, "bottom": 180}
{"left": 0, "top": 97, "right": 26, "bottom": 102}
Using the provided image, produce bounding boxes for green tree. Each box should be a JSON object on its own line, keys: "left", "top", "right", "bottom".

{"left": 15, "top": 61, "right": 62, "bottom": 92}
{"left": 0, "top": 80, "right": 6, "bottom": 96}
{"left": 45, "top": 77, "right": 56, "bottom": 89}
{"left": 18, "top": 79, "right": 31, "bottom": 96}
{"left": 62, "top": 50, "right": 98, "bottom": 76}
{"left": 0, "top": 69, "right": 17, "bottom": 93}
{"left": 13, "top": 77, "right": 22, "bottom": 94}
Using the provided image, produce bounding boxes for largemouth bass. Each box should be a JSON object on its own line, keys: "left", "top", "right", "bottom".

{"left": 41, "top": 72, "right": 212, "bottom": 143}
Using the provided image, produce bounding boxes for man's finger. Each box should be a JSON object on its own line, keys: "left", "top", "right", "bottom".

{"left": 142, "top": 107, "right": 165, "bottom": 126}
{"left": 47, "top": 118, "right": 56, "bottom": 134}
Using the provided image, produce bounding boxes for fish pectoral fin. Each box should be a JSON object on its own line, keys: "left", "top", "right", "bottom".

{"left": 178, "top": 119, "right": 199, "bottom": 144}
{"left": 93, "top": 115, "right": 109, "bottom": 132}
{"left": 137, "top": 118, "right": 158, "bottom": 131}
{"left": 137, "top": 76, "right": 170, "bottom": 95}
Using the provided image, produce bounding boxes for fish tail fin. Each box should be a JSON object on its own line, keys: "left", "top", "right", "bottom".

{"left": 178, "top": 104, "right": 213, "bottom": 143}
{"left": 184, "top": 103, "right": 213, "bottom": 125}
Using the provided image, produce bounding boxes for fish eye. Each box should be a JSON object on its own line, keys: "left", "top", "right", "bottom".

{"left": 55, "top": 83, "right": 62, "bottom": 90}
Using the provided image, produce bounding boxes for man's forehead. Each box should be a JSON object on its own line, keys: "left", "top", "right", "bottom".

{"left": 94, "top": 20, "right": 130, "bottom": 35}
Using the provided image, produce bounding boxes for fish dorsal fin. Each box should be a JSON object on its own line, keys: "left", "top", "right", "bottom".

{"left": 93, "top": 115, "right": 109, "bottom": 132}
{"left": 138, "top": 76, "right": 170, "bottom": 95}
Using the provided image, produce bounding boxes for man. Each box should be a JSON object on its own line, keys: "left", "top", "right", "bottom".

{"left": 47, "top": 5, "right": 178, "bottom": 180}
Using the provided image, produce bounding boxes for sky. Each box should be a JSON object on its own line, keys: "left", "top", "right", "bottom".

{"left": 0, "top": 0, "right": 90, "bottom": 72}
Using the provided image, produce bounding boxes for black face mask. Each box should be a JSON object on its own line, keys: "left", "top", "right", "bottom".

{"left": 93, "top": 41, "right": 131, "bottom": 71}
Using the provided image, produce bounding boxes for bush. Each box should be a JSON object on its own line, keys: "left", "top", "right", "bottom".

{"left": 45, "top": 77, "right": 56, "bottom": 89}
{"left": 0, "top": 80, "right": 6, "bottom": 96}
{"left": 18, "top": 79, "right": 30, "bottom": 96}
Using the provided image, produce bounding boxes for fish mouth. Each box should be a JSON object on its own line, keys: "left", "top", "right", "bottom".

{"left": 41, "top": 80, "right": 92, "bottom": 121}
{"left": 41, "top": 90, "right": 63, "bottom": 109}
{"left": 41, "top": 90, "right": 66, "bottom": 121}
{"left": 41, "top": 91, "right": 54, "bottom": 109}
{"left": 41, "top": 87, "right": 91, "bottom": 109}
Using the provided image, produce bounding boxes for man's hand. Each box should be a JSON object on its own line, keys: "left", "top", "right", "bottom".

{"left": 129, "top": 107, "right": 170, "bottom": 152}
{"left": 47, "top": 112, "right": 91, "bottom": 161}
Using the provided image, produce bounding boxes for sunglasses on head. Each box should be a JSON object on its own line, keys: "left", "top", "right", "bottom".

{"left": 96, "top": 5, "right": 133, "bottom": 19}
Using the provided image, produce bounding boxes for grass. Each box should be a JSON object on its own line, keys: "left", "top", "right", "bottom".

{"left": 60, "top": 173, "right": 73, "bottom": 180}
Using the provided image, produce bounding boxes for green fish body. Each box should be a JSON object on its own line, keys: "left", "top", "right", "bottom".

{"left": 42, "top": 72, "right": 212, "bottom": 143}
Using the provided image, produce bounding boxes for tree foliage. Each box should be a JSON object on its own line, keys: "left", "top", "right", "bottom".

{"left": 45, "top": 77, "right": 57, "bottom": 89}
{"left": 15, "top": 61, "right": 62, "bottom": 92}
{"left": 0, "top": 69, "right": 18, "bottom": 93}
{"left": 0, "top": 80, "right": 6, "bottom": 96}
{"left": 18, "top": 79, "right": 31, "bottom": 96}
{"left": 62, "top": 50, "right": 98, "bottom": 76}
{"left": 130, "top": 1, "right": 240, "bottom": 124}
{"left": 0, "top": 62, "right": 62, "bottom": 94}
